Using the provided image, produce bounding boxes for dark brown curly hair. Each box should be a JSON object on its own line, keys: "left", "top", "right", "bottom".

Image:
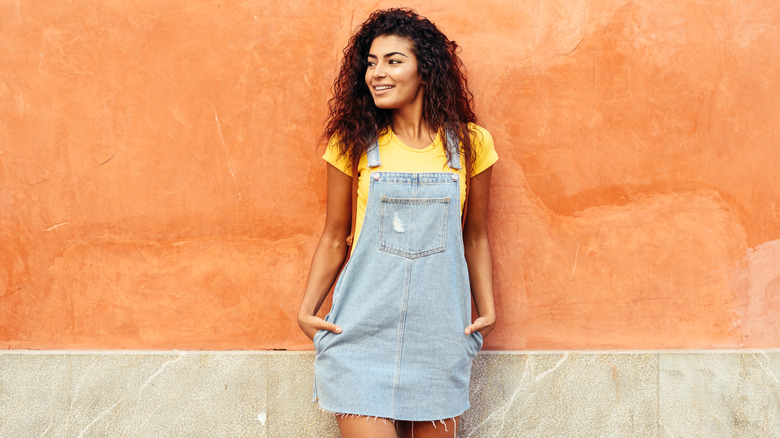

{"left": 324, "top": 8, "right": 477, "bottom": 168}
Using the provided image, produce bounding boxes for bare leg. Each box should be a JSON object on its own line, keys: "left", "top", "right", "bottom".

{"left": 396, "top": 417, "right": 460, "bottom": 438}
{"left": 336, "top": 415, "right": 398, "bottom": 438}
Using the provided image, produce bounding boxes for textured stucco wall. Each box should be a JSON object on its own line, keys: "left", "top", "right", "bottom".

{"left": 1, "top": 0, "right": 779, "bottom": 350}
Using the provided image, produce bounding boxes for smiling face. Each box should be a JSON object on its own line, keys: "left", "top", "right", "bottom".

{"left": 365, "top": 35, "right": 425, "bottom": 112}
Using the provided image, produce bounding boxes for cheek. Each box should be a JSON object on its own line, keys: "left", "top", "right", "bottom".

{"left": 397, "top": 70, "right": 415, "bottom": 85}
{"left": 407, "top": 73, "right": 423, "bottom": 90}
{"left": 406, "top": 67, "right": 423, "bottom": 86}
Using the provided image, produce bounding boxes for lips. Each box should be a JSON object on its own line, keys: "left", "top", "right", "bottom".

{"left": 372, "top": 84, "right": 394, "bottom": 95}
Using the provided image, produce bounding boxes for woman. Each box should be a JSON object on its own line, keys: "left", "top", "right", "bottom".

{"left": 297, "top": 8, "right": 497, "bottom": 438}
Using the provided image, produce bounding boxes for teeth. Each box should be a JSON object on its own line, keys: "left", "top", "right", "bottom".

{"left": 375, "top": 85, "right": 393, "bottom": 90}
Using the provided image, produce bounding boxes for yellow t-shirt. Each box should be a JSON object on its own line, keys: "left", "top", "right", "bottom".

{"left": 323, "top": 124, "right": 498, "bottom": 248}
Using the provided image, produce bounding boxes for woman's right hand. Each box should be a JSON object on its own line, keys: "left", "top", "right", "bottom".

{"left": 297, "top": 165, "right": 351, "bottom": 342}
{"left": 297, "top": 312, "right": 343, "bottom": 341}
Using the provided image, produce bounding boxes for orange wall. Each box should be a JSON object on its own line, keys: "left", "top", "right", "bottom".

{"left": 2, "top": 0, "right": 779, "bottom": 350}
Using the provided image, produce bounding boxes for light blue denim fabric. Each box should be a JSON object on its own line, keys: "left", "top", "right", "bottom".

{"left": 313, "top": 134, "right": 483, "bottom": 421}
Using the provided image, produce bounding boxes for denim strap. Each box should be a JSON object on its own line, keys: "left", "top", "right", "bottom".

{"left": 445, "top": 130, "right": 461, "bottom": 170}
{"left": 367, "top": 140, "right": 382, "bottom": 168}
{"left": 368, "top": 131, "right": 460, "bottom": 170}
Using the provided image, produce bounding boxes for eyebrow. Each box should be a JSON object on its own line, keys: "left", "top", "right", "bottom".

{"left": 367, "top": 52, "right": 409, "bottom": 59}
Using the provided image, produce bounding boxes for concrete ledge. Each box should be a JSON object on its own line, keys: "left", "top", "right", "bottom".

{"left": 0, "top": 351, "right": 778, "bottom": 437}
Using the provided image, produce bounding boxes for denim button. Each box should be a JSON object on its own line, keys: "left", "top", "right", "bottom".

{"left": 373, "top": 173, "right": 380, "bottom": 181}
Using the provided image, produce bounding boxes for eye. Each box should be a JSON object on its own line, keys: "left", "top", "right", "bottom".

{"left": 366, "top": 60, "right": 376, "bottom": 67}
{"left": 389, "top": 59, "right": 402, "bottom": 64}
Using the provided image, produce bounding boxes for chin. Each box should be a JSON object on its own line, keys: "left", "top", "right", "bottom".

{"left": 372, "top": 100, "right": 396, "bottom": 110}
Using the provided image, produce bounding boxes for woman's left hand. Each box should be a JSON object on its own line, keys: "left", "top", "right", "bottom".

{"left": 465, "top": 314, "right": 495, "bottom": 338}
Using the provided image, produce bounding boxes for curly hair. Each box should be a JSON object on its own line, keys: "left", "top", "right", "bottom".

{"left": 324, "top": 8, "right": 477, "bottom": 168}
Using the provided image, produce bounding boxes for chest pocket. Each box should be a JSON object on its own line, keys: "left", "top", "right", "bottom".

{"left": 379, "top": 196, "right": 449, "bottom": 259}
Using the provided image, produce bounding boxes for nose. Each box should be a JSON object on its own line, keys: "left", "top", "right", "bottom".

{"left": 372, "top": 63, "right": 386, "bottom": 78}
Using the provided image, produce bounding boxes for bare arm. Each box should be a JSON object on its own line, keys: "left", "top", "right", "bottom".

{"left": 297, "top": 164, "right": 353, "bottom": 340}
{"left": 463, "top": 166, "right": 497, "bottom": 338}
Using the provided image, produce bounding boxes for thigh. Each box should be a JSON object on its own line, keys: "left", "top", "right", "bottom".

{"left": 396, "top": 417, "right": 460, "bottom": 438}
{"left": 336, "top": 414, "right": 397, "bottom": 438}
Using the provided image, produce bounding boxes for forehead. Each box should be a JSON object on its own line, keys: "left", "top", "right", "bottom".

{"left": 368, "top": 35, "right": 415, "bottom": 56}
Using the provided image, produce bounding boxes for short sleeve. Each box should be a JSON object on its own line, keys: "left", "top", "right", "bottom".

{"left": 470, "top": 125, "right": 498, "bottom": 176}
{"left": 322, "top": 135, "right": 353, "bottom": 176}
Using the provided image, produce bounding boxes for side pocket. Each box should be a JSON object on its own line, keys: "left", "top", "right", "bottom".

{"left": 313, "top": 329, "right": 327, "bottom": 353}
{"left": 473, "top": 331, "right": 484, "bottom": 350}
{"left": 467, "top": 331, "right": 484, "bottom": 358}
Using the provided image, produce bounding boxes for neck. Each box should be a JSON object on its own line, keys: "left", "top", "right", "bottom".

{"left": 391, "top": 105, "right": 434, "bottom": 147}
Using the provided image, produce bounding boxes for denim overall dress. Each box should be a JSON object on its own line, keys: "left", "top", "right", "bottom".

{"left": 313, "top": 134, "right": 483, "bottom": 421}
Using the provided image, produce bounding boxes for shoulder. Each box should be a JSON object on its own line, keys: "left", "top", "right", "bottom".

{"left": 467, "top": 123, "right": 494, "bottom": 147}
{"left": 467, "top": 123, "right": 498, "bottom": 176}
{"left": 322, "top": 134, "right": 353, "bottom": 176}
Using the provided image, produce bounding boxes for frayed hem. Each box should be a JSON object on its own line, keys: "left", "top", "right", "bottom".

{"left": 315, "top": 402, "right": 460, "bottom": 432}
{"left": 335, "top": 412, "right": 395, "bottom": 424}
{"left": 430, "top": 417, "right": 457, "bottom": 434}
{"left": 315, "top": 403, "right": 395, "bottom": 424}
{"left": 402, "top": 417, "right": 459, "bottom": 438}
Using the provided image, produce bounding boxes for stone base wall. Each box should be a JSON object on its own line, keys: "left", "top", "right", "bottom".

{"left": 1, "top": 351, "right": 777, "bottom": 437}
